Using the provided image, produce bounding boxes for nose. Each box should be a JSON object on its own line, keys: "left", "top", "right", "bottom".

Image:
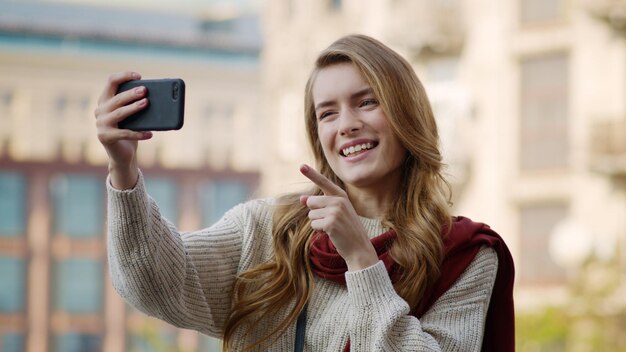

{"left": 338, "top": 108, "right": 362, "bottom": 136}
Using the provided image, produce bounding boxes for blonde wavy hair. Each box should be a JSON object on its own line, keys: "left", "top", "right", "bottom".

{"left": 223, "top": 34, "right": 451, "bottom": 350}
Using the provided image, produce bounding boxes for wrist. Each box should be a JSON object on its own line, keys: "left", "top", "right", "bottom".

{"left": 345, "top": 246, "right": 379, "bottom": 272}
{"left": 108, "top": 161, "right": 139, "bottom": 190}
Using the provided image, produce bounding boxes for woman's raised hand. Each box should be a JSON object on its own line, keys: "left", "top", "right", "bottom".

{"left": 299, "top": 164, "right": 379, "bottom": 271}
{"left": 94, "top": 71, "right": 152, "bottom": 189}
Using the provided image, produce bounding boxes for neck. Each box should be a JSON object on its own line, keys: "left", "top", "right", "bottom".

{"left": 346, "top": 184, "right": 397, "bottom": 219}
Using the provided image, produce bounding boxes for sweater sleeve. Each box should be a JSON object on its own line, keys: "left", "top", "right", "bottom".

{"left": 344, "top": 246, "right": 498, "bottom": 351}
{"left": 106, "top": 171, "right": 250, "bottom": 337}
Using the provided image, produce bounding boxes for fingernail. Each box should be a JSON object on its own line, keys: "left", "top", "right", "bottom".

{"left": 300, "top": 164, "right": 309, "bottom": 172}
{"left": 134, "top": 87, "right": 144, "bottom": 95}
{"left": 131, "top": 72, "right": 140, "bottom": 79}
{"left": 143, "top": 131, "right": 152, "bottom": 139}
{"left": 137, "top": 98, "right": 147, "bottom": 106}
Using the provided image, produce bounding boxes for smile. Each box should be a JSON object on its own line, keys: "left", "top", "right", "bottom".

{"left": 341, "top": 142, "right": 377, "bottom": 157}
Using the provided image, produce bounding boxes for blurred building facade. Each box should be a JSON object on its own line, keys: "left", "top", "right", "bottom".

{"left": 0, "top": 1, "right": 262, "bottom": 351}
{"left": 2, "top": 0, "right": 626, "bottom": 351}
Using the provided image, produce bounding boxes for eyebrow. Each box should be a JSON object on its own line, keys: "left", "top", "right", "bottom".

{"left": 314, "top": 87, "right": 374, "bottom": 112}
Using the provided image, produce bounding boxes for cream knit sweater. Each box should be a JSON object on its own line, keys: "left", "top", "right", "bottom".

{"left": 107, "top": 172, "right": 498, "bottom": 351}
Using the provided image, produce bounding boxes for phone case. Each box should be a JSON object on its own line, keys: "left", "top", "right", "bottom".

{"left": 117, "top": 79, "right": 185, "bottom": 131}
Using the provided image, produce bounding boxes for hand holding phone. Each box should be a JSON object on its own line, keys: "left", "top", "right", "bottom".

{"left": 116, "top": 78, "right": 185, "bottom": 131}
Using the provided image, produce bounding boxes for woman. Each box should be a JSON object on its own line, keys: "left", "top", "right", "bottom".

{"left": 95, "top": 34, "right": 514, "bottom": 351}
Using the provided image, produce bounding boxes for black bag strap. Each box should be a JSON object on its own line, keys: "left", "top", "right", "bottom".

{"left": 294, "top": 303, "right": 308, "bottom": 352}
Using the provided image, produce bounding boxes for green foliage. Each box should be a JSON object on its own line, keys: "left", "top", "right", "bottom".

{"left": 516, "top": 255, "right": 626, "bottom": 351}
{"left": 128, "top": 319, "right": 189, "bottom": 352}
{"left": 516, "top": 307, "right": 569, "bottom": 351}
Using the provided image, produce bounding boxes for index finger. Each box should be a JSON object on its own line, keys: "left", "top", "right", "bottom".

{"left": 300, "top": 164, "right": 344, "bottom": 196}
{"left": 98, "top": 71, "right": 141, "bottom": 105}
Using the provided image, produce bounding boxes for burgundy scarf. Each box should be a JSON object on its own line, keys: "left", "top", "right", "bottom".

{"left": 308, "top": 216, "right": 515, "bottom": 351}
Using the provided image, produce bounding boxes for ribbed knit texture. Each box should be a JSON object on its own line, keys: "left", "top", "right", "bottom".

{"left": 107, "top": 171, "right": 498, "bottom": 351}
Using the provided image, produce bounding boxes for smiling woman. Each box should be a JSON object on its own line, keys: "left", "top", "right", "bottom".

{"left": 99, "top": 34, "right": 515, "bottom": 352}
{"left": 311, "top": 63, "right": 407, "bottom": 208}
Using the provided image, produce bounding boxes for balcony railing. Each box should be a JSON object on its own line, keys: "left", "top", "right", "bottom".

{"left": 587, "top": 0, "right": 626, "bottom": 37}
{"left": 386, "top": 0, "right": 465, "bottom": 57}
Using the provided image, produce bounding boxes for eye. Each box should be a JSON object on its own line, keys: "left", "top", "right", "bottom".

{"left": 318, "top": 110, "right": 336, "bottom": 121}
{"left": 359, "top": 98, "right": 378, "bottom": 108}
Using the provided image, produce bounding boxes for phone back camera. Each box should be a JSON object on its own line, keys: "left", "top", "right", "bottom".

{"left": 172, "top": 83, "right": 179, "bottom": 100}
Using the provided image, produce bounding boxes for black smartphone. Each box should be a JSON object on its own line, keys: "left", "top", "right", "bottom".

{"left": 116, "top": 78, "right": 185, "bottom": 131}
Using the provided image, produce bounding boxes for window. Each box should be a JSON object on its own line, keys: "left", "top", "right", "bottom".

{"left": 55, "top": 96, "right": 68, "bottom": 113}
{"left": 0, "top": 172, "right": 26, "bottom": 236}
{"left": 144, "top": 177, "right": 179, "bottom": 224}
{"left": 0, "top": 173, "right": 27, "bottom": 351}
{"left": 54, "top": 332, "right": 101, "bottom": 352}
{"left": 0, "top": 256, "right": 26, "bottom": 313}
{"left": 79, "top": 96, "right": 91, "bottom": 112}
{"left": 520, "top": 203, "right": 568, "bottom": 283}
{"left": 53, "top": 259, "right": 103, "bottom": 313}
{"left": 520, "top": 53, "right": 569, "bottom": 171}
{"left": 1, "top": 90, "right": 12, "bottom": 108}
{"left": 0, "top": 333, "right": 24, "bottom": 352}
{"left": 200, "top": 18, "right": 235, "bottom": 33}
{"left": 520, "top": 0, "right": 564, "bottom": 24}
{"left": 50, "top": 174, "right": 103, "bottom": 238}
{"left": 199, "top": 180, "right": 249, "bottom": 227}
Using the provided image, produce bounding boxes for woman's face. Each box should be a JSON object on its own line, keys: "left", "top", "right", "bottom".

{"left": 312, "top": 63, "right": 407, "bottom": 194}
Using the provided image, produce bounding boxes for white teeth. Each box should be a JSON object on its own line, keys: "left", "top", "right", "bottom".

{"left": 342, "top": 143, "right": 374, "bottom": 156}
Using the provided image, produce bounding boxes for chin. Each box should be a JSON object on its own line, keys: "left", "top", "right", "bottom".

{"left": 337, "top": 171, "right": 374, "bottom": 188}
